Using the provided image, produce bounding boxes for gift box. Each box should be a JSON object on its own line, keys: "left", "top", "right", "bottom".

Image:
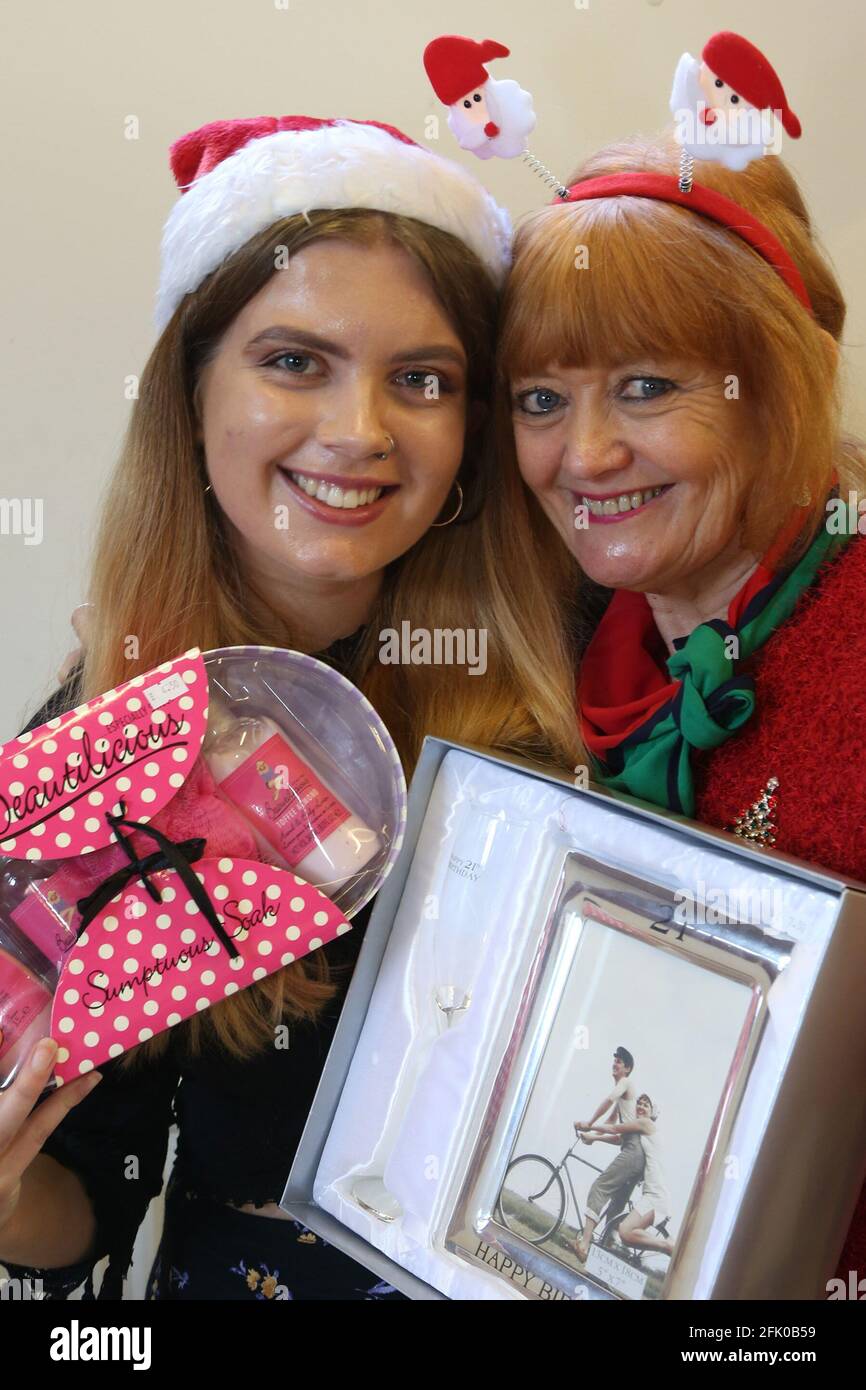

{"left": 281, "top": 738, "right": 866, "bottom": 1301}
{"left": 0, "top": 646, "right": 406, "bottom": 1088}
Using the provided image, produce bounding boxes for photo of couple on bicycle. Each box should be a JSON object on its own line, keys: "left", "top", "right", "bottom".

{"left": 498, "top": 1045, "right": 674, "bottom": 1296}
{"left": 572, "top": 1045, "right": 673, "bottom": 1264}
{"left": 495, "top": 919, "right": 756, "bottom": 1299}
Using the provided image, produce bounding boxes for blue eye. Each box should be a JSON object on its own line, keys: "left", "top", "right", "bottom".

{"left": 269, "top": 352, "right": 315, "bottom": 374}
{"left": 620, "top": 377, "right": 675, "bottom": 401}
{"left": 394, "top": 368, "right": 451, "bottom": 395}
{"left": 515, "top": 387, "right": 565, "bottom": 415}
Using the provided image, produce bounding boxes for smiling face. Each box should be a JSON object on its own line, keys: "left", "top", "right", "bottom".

{"left": 195, "top": 237, "right": 468, "bottom": 601}
{"left": 510, "top": 358, "right": 757, "bottom": 595}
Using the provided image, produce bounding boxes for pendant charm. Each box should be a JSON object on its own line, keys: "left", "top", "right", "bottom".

{"left": 729, "top": 776, "right": 779, "bottom": 846}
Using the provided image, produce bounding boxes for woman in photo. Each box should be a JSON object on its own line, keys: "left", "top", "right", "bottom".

{"left": 492, "top": 130, "right": 866, "bottom": 1276}
{"left": 593, "top": 1093, "right": 674, "bottom": 1257}
{"left": 0, "top": 115, "right": 579, "bottom": 1301}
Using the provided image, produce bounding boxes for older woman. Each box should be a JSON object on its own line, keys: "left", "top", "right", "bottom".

{"left": 495, "top": 134, "right": 866, "bottom": 1284}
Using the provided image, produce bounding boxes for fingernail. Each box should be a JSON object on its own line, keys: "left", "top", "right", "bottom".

{"left": 31, "top": 1038, "right": 58, "bottom": 1070}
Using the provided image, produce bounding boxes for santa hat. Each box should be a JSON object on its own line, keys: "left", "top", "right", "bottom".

{"left": 703, "top": 31, "right": 801, "bottom": 138}
{"left": 155, "top": 115, "right": 512, "bottom": 331}
{"left": 423, "top": 36, "right": 510, "bottom": 106}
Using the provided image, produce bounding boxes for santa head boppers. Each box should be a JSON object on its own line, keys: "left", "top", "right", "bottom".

{"left": 423, "top": 35, "right": 536, "bottom": 161}
{"left": 155, "top": 115, "right": 511, "bottom": 331}
{"left": 670, "top": 30, "right": 801, "bottom": 172}
{"left": 422, "top": 28, "right": 810, "bottom": 315}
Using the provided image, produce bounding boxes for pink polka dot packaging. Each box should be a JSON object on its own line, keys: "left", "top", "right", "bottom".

{"left": 0, "top": 646, "right": 407, "bottom": 1088}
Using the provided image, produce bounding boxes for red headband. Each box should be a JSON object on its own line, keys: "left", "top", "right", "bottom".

{"left": 560, "top": 173, "right": 813, "bottom": 314}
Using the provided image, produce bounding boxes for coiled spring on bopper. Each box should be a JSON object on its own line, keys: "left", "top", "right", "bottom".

{"left": 678, "top": 148, "right": 694, "bottom": 194}
{"left": 522, "top": 150, "right": 569, "bottom": 200}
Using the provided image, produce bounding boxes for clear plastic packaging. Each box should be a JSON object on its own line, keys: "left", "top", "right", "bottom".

{"left": 0, "top": 841, "right": 134, "bottom": 1080}
{"left": 201, "top": 646, "right": 404, "bottom": 919}
{"left": 0, "top": 645, "right": 406, "bottom": 1089}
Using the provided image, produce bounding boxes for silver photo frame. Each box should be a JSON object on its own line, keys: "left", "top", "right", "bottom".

{"left": 444, "top": 850, "right": 789, "bottom": 1301}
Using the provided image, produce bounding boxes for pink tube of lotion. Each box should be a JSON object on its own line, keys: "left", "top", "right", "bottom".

{"left": 203, "top": 704, "right": 380, "bottom": 893}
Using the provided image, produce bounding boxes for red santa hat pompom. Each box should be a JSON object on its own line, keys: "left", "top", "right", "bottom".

{"left": 155, "top": 114, "right": 511, "bottom": 332}
{"left": 703, "top": 31, "right": 801, "bottom": 137}
{"left": 423, "top": 35, "right": 510, "bottom": 105}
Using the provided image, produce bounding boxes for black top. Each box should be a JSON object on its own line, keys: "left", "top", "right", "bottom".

{"left": 4, "top": 638, "right": 373, "bottom": 1298}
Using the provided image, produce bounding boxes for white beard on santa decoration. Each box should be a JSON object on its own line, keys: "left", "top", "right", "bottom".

{"left": 447, "top": 76, "right": 536, "bottom": 161}
{"left": 669, "top": 52, "right": 780, "bottom": 171}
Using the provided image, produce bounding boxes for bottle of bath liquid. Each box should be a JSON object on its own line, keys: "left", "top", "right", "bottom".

{"left": 8, "top": 842, "right": 130, "bottom": 970}
{"left": 202, "top": 700, "right": 380, "bottom": 894}
{"left": 0, "top": 937, "right": 53, "bottom": 1088}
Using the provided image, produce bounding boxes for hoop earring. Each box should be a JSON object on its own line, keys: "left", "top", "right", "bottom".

{"left": 196, "top": 441, "right": 212, "bottom": 494}
{"left": 431, "top": 480, "right": 464, "bottom": 528}
{"left": 375, "top": 433, "right": 395, "bottom": 461}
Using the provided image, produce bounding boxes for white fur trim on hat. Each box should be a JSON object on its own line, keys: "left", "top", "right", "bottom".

{"left": 155, "top": 121, "right": 512, "bottom": 330}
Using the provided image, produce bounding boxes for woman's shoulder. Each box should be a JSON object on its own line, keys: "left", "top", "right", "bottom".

{"left": 695, "top": 534, "right": 866, "bottom": 878}
{"left": 757, "top": 533, "right": 866, "bottom": 671}
{"left": 791, "top": 529, "right": 866, "bottom": 621}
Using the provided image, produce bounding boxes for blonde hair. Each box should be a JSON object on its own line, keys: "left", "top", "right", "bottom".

{"left": 498, "top": 132, "right": 866, "bottom": 570}
{"left": 79, "top": 208, "right": 581, "bottom": 1065}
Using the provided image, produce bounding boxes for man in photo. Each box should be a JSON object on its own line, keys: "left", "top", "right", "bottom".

{"left": 573, "top": 1046, "right": 645, "bottom": 1263}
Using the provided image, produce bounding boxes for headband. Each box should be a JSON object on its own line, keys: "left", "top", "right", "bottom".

{"left": 561, "top": 172, "right": 812, "bottom": 313}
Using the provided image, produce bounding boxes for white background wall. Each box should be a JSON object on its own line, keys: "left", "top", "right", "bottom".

{"left": 2, "top": 0, "right": 864, "bottom": 737}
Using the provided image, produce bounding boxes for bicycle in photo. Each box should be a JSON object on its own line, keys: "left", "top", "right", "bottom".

{"left": 498, "top": 1137, "right": 670, "bottom": 1270}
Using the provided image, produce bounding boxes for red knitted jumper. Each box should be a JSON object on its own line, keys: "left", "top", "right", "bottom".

{"left": 692, "top": 533, "right": 866, "bottom": 1282}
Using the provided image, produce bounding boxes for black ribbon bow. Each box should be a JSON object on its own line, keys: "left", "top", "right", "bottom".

{"left": 75, "top": 803, "right": 241, "bottom": 960}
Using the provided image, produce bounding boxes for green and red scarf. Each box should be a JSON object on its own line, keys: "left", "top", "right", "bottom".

{"left": 580, "top": 512, "right": 849, "bottom": 817}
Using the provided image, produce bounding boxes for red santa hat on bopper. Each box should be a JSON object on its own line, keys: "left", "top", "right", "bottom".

{"left": 703, "top": 31, "right": 801, "bottom": 137}
{"left": 154, "top": 115, "right": 512, "bottom": 331}
{"left": 423, "top": 35, "right": 510, "bottom": 105}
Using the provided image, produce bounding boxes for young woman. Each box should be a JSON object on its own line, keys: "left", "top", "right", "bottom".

{"left": 495, "top": 130, "right": 866, "bottom": 1283}
{"left": 0, "top": 115, "right": 579, "bottom": 1301}
{"left": 591, "top": 1094, "right": 674, "bottom": 1258}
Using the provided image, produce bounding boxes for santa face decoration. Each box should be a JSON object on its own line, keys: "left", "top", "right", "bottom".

{"left": 670, "top": 31, "right": 801, "bottom": 172}
{"left": 424, "top": 35, "right": 536, "bottom": 161}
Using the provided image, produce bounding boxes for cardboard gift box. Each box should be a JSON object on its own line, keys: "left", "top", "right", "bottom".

{"left": 282, "top": 738, "right": 866, "bottom": 1301}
